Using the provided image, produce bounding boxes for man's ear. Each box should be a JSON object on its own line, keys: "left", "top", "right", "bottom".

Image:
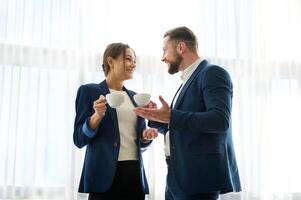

{"left": 177, "top": 41, "right": 186, "bottom": 54}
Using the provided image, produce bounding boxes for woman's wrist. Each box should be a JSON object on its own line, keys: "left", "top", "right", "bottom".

{"left": 140, "top": 137, "right": 151, "bottom": 143}
{"left": 89, "top": 112, "right": 103, "bottom": 130}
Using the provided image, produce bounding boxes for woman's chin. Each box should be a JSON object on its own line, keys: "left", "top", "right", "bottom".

{"left": 127, "top": 74, "right": 134, "bottom": 79}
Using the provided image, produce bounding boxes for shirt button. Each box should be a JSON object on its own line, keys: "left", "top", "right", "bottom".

{"left": 113, "top": 142, "right": 118, "bottom": 147}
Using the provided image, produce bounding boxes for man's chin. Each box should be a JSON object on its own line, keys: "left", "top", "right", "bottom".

{"left": 167, "top": 63, "right": 180, "bottom": 74}
{"left": 168, "top": 70, "right": 177, "bottom": 75}
{"left": 168, "top": 67, "right": 179, "bottom": 75}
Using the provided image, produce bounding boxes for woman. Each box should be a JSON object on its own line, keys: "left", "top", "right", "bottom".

{"left": 73, "top": 43, "right": 157, "bottom": 200}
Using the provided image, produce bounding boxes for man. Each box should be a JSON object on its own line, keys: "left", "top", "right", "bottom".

{"left": 134, "top": 26, "right": 241, "bottom": 200}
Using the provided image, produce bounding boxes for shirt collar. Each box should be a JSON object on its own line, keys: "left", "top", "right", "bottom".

{"left": 180, "top": 58, "right": 203, "bottom": 83}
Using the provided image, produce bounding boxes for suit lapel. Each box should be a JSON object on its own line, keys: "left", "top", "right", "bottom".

{"left": 173, "top": 60, "right": 208, "bottom": 109}
{"left": 124, "top": 88, "right": 144, "bottom": 138}
{"left": 100, "top": 81, "right": 144, "bottom": 138}
{"left": 170, "top": 83, "right": 183, "bottom": 108}
{"left": 99, "top": 80, "right": 119, "bottom": 131}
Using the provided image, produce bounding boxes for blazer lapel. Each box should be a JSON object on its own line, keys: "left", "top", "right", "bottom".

{"left": 173, "top": 60, "right": 208, "bottom": 109}
{"left": 124, "top": 88, "right": 144, "bottom": 138}
{"left": 170, "top": 83, "right": 183, "bottom": 108}
{"left": 100, "top": 82, "right": 144, "bottom": 138}
{"left": 99, "top": 80, "right": 119, "bottom": 131}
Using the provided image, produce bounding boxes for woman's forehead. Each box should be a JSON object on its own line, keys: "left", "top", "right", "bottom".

{"left": 125, "top": 48, "right": 135, "bottom": 57}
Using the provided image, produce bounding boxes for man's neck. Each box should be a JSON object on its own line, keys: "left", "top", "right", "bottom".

{"left": 180, "top": 54, "right": 200, "bottom": 71}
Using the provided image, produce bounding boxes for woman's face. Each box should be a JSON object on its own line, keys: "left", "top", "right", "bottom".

{"left": 109, "top": 48, "right": 136, "bottom": 81}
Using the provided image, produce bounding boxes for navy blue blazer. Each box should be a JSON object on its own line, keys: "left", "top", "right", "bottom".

{"left": 73, "top": 80, "right": 150, "bottom": 193}
{"left": 150, "top": 60, "right": 241, "bottom": 194}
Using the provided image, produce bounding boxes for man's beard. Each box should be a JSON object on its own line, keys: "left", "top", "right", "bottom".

{"left": 168, "top": 53, "right": 182, "bottom": 75}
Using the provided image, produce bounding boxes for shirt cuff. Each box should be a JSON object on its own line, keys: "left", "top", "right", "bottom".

{"left": 82, "top": 117, "right": 97, "bottom": 138}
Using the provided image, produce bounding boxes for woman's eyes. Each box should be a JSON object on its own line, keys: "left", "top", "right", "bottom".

{"left": 125, "top": 58, "right": 136, "bottom": 63}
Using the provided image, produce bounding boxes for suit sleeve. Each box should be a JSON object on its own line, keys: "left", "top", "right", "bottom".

{"left": 148, "top": 121, "right": 169, "bottom": 135}
{"left": 73, "top": 85, "right": 95, "bottom": 148}
{"left": 169, "top": 66, "right": 232, "bottom": 133}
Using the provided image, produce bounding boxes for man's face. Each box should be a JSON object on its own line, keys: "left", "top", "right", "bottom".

{"left": 161, "top": 37, "right": 183, "bottom": 74}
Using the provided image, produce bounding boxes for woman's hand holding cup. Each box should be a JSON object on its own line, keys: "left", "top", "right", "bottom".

{"left": 93, "top": 95, "right": 107, "bottom": 118}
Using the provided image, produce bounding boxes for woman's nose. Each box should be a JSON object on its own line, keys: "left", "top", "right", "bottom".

{"left": 132, "top": 62, "right": 136, "bottom": 68}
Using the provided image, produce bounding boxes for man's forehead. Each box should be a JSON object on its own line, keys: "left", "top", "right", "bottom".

{"left": 163, "top": 37, "right": 172, "bottom": 47}
{"left": 163, "top": 36, "right": 170, "bottom": 43}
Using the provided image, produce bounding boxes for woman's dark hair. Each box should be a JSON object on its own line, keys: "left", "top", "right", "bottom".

{"left": 102, "top": 43, "right": 131, "bottom": 76}
{"left": 163, "top": 26, "right": 198, "bottom": 52}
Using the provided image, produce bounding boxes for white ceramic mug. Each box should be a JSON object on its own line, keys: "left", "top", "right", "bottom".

{"left": 133, "top": 93, "right": 151, "bottom": 107}
{"left": 106, "top": 93, "right": 124, "bottom": 108}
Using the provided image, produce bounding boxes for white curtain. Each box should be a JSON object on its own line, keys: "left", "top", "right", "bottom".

{"left": 1, "top": 0, "right": 301, "bottom": 200}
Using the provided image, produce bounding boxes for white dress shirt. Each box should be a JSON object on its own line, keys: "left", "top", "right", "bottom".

{"left": 164, "top": 58, "right": 203, "bottom": 156}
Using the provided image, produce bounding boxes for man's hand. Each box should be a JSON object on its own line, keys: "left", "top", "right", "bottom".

{"left": 145, "top": 100, "right": 157, "bottom": 109}
{"left": 134, "top": 95, "right": 171, "bottom": 123}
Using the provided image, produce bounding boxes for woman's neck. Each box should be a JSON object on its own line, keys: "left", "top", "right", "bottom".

{"left": 106, "top": 76, "right": 123, "bottom": 91}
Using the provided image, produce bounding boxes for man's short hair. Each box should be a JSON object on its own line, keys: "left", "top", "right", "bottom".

{"left": 164, "top": 26, "right": 198, "bottom": 52}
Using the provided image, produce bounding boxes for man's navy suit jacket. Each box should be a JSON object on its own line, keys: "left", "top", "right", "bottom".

{"left": 73, "top": 80, "right": 150, "bottom": 193}
{"left": 150, "top": 60, "right": 241, "bottom": 194}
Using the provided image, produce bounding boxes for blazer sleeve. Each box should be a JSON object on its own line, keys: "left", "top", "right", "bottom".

{"left": 73, "top": 85, "right": 95, "bottom": 148}
{"left": 169, "top": 66, "right": 232, "bottom": 133}
{"left": 148, "top": 121, "right": 169, "bottom": 135}
{"left": 140, "top": 120, "right": 153, "bottom": 151}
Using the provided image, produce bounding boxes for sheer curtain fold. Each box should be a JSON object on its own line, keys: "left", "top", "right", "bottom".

{"left": 1, "top": 0, "right": 301, "bottom": 200}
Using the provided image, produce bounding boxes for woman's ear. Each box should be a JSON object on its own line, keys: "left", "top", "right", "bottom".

{"left": 107, "top": 57, "right": 114, "bottom": 68}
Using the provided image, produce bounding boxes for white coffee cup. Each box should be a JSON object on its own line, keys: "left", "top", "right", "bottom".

{"left": 133, "top": 93, "right": 151, "bottom": 107}
{"left": 106, "top": 93, "right": 124, "bottom": 108}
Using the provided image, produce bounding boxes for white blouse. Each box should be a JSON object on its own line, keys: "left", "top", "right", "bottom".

{"left": 110, "top": 89, "right": 138, "bottom": 161}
